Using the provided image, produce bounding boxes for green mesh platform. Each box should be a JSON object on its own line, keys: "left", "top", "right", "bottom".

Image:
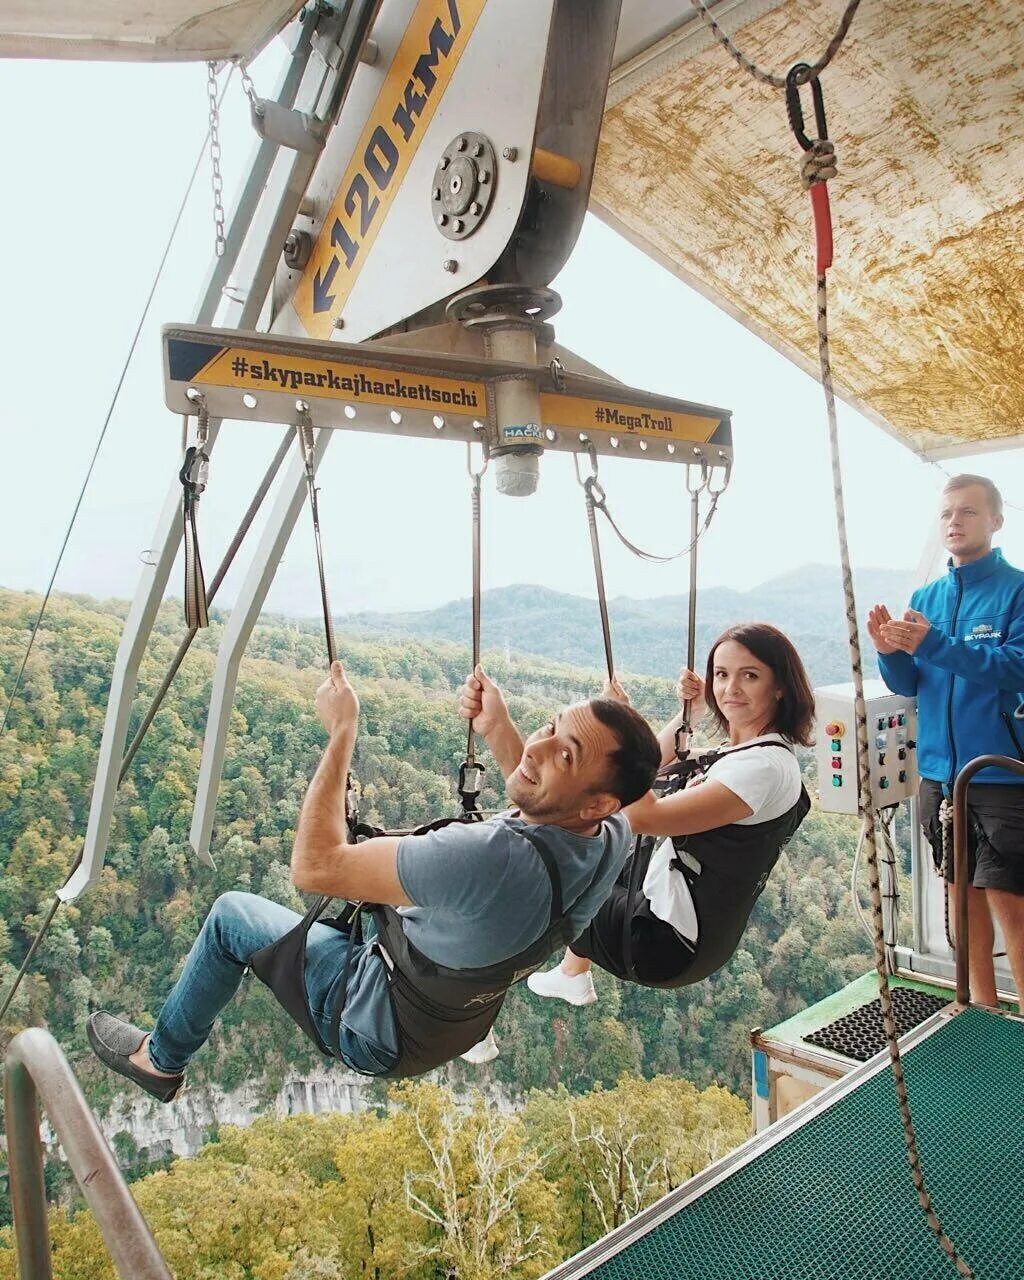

{"left": 555, "top": 1009, "right": 1023, "bottom": 1280}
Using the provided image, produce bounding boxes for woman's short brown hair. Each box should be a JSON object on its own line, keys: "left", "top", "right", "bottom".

{"left": 704, "top": 623, "right": 815, "bottom": 746}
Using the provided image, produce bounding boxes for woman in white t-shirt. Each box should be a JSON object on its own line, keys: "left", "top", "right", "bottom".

{"left": 527, "top": 623, "right": 813, "bottom": 1004}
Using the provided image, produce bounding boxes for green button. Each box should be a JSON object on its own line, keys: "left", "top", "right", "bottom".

{"left": 832, "top": 775, "right": 842, "bottom": 787}
{"left": 880, "top": 776, "right": 890, "bottom": 789}
{"left": 831, "top": 738, "right": 842, "bottom": 752}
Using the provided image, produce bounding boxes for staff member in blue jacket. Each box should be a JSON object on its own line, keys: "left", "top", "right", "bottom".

{"left": 868, "top": 474, "right": 1024, "bottom": 1009}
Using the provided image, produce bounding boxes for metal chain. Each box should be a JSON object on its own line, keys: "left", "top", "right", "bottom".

{"left": 573, "top": 444, "right": 730, "bottom": 564}
{"left": 206, "top": 61, "right": 226, "bottom": 258}
{"left": 239, "top": 61, "right": 259, "bottom": 109}
{"left": 689, "top": 0, "right": 864, "bottom": 89}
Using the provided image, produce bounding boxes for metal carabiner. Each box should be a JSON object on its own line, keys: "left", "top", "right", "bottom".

{"left": 785, "top": 62, "right": 828, "bottom": 152}
{"left": 466, "top": 432, "right": 490, "bottom": 481}
{"left": 707, "top": 453, "right": 732, "bottom": 496}
{"left": 573, "top": 437, "right": 600, "bottom": 487}
{"left": 294, "top": 399, "right": 315, "bottom": 465}
{"left": 685, "top": 458, "right": 709, "bottom": 497}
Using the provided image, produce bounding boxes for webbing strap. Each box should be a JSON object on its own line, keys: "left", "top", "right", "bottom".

{"left": 179, "top": 443, "right": 210, "bottom": 630}
{"left": 459, "top": 440, "right": 489, "bottom": 815}
{"left": 577, "top": 471, "right": 615, "bottom": 681}
{"left": 295, "top": 410, "right": 336, "bottom": 664}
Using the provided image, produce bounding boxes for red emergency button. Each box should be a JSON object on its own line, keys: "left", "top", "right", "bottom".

{"left": 825, "top": 721, "right": 845, "bottom": 738}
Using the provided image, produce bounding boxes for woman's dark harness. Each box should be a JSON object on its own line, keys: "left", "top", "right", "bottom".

{"left": 621, "top": 740, "right": 810, "bottom": 988}
{"left": 250, "top": 815, "right": 607, "bottom": 1078}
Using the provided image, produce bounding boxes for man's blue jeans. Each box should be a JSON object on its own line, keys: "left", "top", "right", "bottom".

{"left": 147, "top": 891, "right": 393, "bottom": 1077}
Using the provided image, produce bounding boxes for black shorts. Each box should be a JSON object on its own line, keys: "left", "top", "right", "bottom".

{"left": 919, "top": 778, "right": 1024, "bottom": 895}
{"left": 571, "top": 883, "right": 696, "bottom": 986}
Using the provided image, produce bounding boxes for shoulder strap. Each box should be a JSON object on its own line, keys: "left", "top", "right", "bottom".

{"left": 697, "top": 737, "right": 795, "bottom": 772}
{"left": 514, "top": 822, "right": 615, "bottom": 928}
{"left": 514, "top": 827, "right": 564, "bottom": 920}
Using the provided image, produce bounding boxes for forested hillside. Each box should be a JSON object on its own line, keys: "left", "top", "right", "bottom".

{"left": 0, "top": 1076, "right": 749, "bottom": 1280}
{"left": 343, "top": 566, "right": 916, "bottom": 685}
{"left": 0, "top": 584, "right": 904, "bottom": 1274}
{"left": 0, "top": 584, "right": 886, "bottom": 1098}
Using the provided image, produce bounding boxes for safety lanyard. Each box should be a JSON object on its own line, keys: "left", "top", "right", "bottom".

{"left": 575, "top": 444, "right": 615, "bottom": 681}
{"left": 180, "top": 395, "right": 211, "bottom": 630}
{"left": 294, "top": 404, "right": 361, "bottom": 830}
{"left": 295, "top": 403, "right": 336, "bottom": 664}
{"left": 459, "top": 438, "right": 489, "bottom": 816}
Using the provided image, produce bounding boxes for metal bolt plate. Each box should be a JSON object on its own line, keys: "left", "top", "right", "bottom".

{"left": 432, "top": 132, "right": 496, "bottom": 241}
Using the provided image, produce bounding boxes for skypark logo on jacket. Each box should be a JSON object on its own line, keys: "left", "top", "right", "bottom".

{"left": 968, "top": 623, "right": 1003, "bottom": 642}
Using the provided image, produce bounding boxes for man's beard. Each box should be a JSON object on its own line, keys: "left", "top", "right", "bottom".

{"left": 507, "top": 772, "right": 565, "bottom": 821}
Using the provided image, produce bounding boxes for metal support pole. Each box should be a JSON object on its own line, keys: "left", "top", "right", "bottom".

{"left": 5, "top": 1028, "right": 172, "bottom": 1280}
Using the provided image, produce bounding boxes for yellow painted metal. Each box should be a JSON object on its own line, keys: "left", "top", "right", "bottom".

{"left": 293, "top": 0, "right": 487, "bottom": 340}
{"left": 598, "top": 0, "right": 1024, "bottom": 458}
{"left": 531, "top": 146, "right": 582, "bottom": 190}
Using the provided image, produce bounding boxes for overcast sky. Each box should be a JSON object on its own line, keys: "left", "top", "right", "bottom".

{"left": 2, "top": 48, "right": 1022, "bottom": 622}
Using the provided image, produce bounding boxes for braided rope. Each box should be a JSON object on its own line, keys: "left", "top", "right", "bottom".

{"left": 689, "top": 0, "right": 864, "bottom": 89}
{"left": 816, "top": 270, "right": 973, "bottom": 1278}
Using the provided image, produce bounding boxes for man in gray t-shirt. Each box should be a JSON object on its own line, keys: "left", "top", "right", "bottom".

{"left": 88, "top": 662, "right": 660, "bottom": 1098}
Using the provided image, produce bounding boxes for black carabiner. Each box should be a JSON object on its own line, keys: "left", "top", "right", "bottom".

{"left": 785, "top": 62, "right": 828, "bottom": 153}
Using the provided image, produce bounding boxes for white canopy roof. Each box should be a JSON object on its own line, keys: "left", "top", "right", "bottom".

{"left": 603, "top": 0, "right": 1024, "bottom": 458}
{"left": 0, "top": 1, "right": 302, "bottom": 62}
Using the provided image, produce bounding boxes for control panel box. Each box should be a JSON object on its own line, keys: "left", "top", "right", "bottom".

{"left": 815, "top": 680, "right": 918, "bottom": 814}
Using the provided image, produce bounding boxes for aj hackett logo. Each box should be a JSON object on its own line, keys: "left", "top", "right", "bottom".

{"left": 297, "top": 0, "right": 485, "bottom": 338}
{"left": 969, "top": 623, "right": 1003, "bottom": 642}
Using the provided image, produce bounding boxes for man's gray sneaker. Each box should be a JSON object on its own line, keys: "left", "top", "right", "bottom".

{"left": 87, "top": 1011, "right": 184, "bottom": 1103}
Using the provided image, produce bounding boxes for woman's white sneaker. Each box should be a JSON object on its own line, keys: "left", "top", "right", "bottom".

{"left": 461, "top": 1028, "right": 499, "bottom": 1065}
{"left": 526, "top": 966, "right": 598, "bottom": 1007}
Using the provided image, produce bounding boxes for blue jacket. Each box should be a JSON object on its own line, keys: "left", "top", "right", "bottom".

{"left": 877, "top": 548, "right": 1024, "bottom": 785}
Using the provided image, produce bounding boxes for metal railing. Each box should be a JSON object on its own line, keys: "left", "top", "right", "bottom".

{"left": 952, "top": 753, "right": 1024, "bottom": 1006}
{"left": 3, "top": 1027, "right": 172, "bottom": 1280}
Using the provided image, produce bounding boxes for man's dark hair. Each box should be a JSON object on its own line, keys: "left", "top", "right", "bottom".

{"left": 704, "top": 623, "right": 815, "bottom": 746}
{"left": 943, "top": 473, "right": 1003, "bottom": 518}
{"left": 588, "top": 698, "right": 661, "bottom": 807}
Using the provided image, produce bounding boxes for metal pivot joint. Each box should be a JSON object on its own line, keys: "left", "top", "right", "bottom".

{"left": 433, "top": 133, "right": 498, "bottom": 240}
{"left": 447, "top": 284, "right": 562, "bottom": 497}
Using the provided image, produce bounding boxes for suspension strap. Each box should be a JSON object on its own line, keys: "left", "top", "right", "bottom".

{"left": 180, "top": 394, "right": 211, "bottom": 630}
{"left": 675, "top": 462, "right": 709, "bottom": 759}
{"left": 459, "top": 438, "right": 489, "bottom": 817}
{"left": 295, "top": 403, "right": 336, "bottom": 664}
{"left": 294, "top": 405, "right": 362, "bottom": 832}
{"left": 575, "top": 446, "right": 615, "bottom": 681}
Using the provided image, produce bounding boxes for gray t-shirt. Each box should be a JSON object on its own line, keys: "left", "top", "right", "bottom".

{"left": 336, "top": 811, "right": 631, "bottom": 1071}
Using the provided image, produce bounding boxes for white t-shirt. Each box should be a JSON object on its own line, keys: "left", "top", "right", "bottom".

{"left": 641, "top": 735, "right": 802, "bottom": 942}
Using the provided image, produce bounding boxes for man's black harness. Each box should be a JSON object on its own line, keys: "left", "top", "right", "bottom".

{"left": 621, "top": 740, "right": 810, "bottom": 988}
{"left": 250, "top": 815, "right": 603, "bottom": 1079}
